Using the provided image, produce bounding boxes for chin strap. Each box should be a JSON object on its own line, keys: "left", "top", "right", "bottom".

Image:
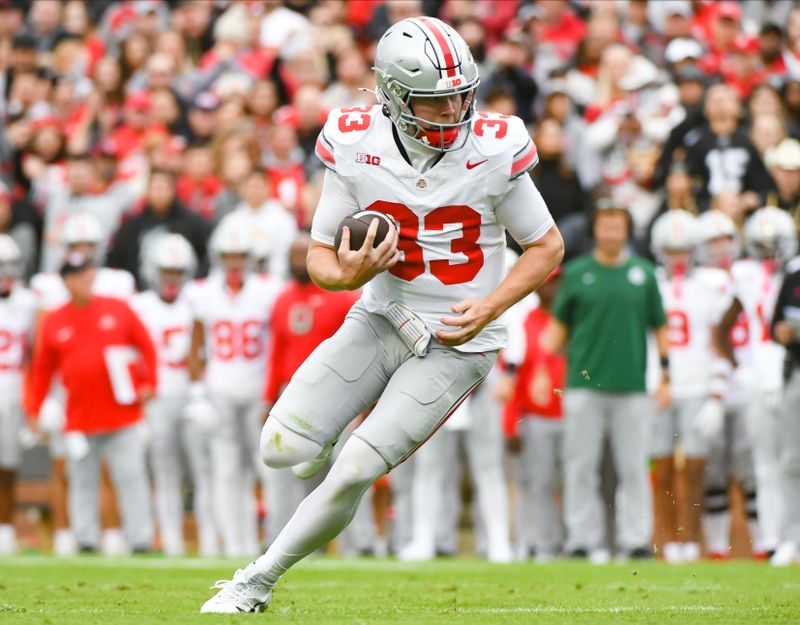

{"left": 419, "top": 126, "right": 460, "bottom": 149}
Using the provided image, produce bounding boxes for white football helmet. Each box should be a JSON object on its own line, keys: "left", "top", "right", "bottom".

{"left": 374, "top": 16, "right": 479, "bottom": 152}
{"left": 61, "top": 212, "right": 104, "bottom": 247}
{"left": 210, "top": 217, "right": 253, "bottom": 286}
{"left": 743, "top": 206, "right": 798, "bottom": 264}
{"left": 696, "top": 210, "right": 741, "bottom": 269}
{"left": 143, "top": 233, "right": 196, "bottom": 298}
{"left": 650, "top": 210, "right": 699, "bottom": 274}
{"left": 0, "top": 233, "right": 21, "bottom": 294}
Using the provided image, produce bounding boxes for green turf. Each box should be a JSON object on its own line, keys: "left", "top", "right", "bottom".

{"left": 0, "top": 556, "right": 798, "bottom": 624}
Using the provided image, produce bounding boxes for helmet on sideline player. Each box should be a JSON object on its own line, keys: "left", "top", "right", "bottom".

{"left": 61, "top": 212, "right": 105, "bottom": 258}
{"left": 144, "top": 233, "right": 197, "bottom": 302}
{"left": 374, "top": 16, "right": 479, "bottom": 153}
{"left": 209, "top": 216, "right": 253, "bottom": 288}
{"left": 650, "top": 210, "right": 699, "bottom": 276}
{"left": 743, "top": 206, "right": 798, "bottom": 266}
{"left": 696, "top": 210, "right": 741, "bottom": 270}
{"left": 0, "top": 233, "right": 21, "bottom": 296}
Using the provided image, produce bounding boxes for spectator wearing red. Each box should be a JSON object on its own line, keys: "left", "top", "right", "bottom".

{"left": 504, "top": 268, "right": 565, "bottom": 561}
{"left": 697, "top": 2, "right": 742, "bottom": 75}
{"left": 263, "top": 123, "right": 306, "bottom": 225}
{"left": 759, "top": 23, "right": 787, "bottom": 79}
{"left": 25, "top": 253, "right": 157, "bottom": 552}
{"left": 110, "top": 90, "right": 168, "bottom": 161}
{"left": 176, "top": 144, "right": 223, "bottom": 220}
{"left": 722, "top": 35, "right": 766, "bottom": 100}
{"left": 535, "top": 0, "right": 587, "bottom": 62}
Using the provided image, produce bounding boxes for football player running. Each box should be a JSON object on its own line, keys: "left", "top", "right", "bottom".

{"left": 201, "top": 16, "right": 561, "bottom": 613}
{"left": 131, "top": 234, "right": 218, "bottom": 557}
{"left": 715, "top": 207, "right": 799, "bottom": 557}
{"left": 186, "top": 218, "right": 283, "bottom": 558}
{"left": 0, "top": 235, "right": 36, "bottom": 555}
{"left": 649, "top": 211, "right": 732, "bottom": 563}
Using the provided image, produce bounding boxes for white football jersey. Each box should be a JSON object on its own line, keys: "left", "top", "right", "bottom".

{"left": 311, "top": 105, "right": 553, "bottom": 352}
{"left": 31, "top": 268, "right": 136, "bottom": 311}
{"left": 131, "top": 291, "right": 192, "bottom": 399}
{"left": 184, "top": 272, "right": 282, "bottom": 399}
{"left": 0, "top": 287, "right": 37, "bottom": 390}
{"left": 657, "top": 267, "right": 732, "bottom": 398}
{"left": 731, "top": 258, "right": 786, "bottom": 391}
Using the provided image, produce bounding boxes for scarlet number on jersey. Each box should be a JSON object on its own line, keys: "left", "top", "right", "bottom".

{"left": 162, "top": 326, "right": 189, "bottom": 368}
{"left": 474, "top": 112, "right": 509, "bottom": 139}
{"left": 0, "top": 330, "right": 26, "bottom": 369}
{"left": 211, "top": 320, "right": 263, "bottom": 361}
{"left": 338, "top": 106, "right": 372, "bottom": 133}
{"left": 666, "top": 310, "right": 690, "bottom": 347}
{"left": 367, "top": 201, "right": 484, "bottom": 285}
{"left": 755, "top": 303, "right": 772, "bottom": 342}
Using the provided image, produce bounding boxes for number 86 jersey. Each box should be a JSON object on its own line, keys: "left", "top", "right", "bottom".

{"left": 312, "top": 105, "right": 554, "bottom": 352}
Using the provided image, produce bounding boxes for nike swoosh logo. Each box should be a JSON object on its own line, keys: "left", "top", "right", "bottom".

{"left": 466, "top": 159, "right": 488, "bottom": 170}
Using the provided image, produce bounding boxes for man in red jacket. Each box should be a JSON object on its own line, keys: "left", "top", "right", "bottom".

{"left": 262, "top": 233, "right": 359, "bottom": 544}
{"left": 26, "top": 253, "right": 157, "bottom": 553}
{"left": 503, "top": 268, "right": 566, "bottom": 561}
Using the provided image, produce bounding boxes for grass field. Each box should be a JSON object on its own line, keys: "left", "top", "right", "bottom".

{"left": 0, "top": 556, "right": 798, "bottom": 624}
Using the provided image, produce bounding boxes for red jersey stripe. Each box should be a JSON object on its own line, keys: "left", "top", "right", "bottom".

{"left": 315, "top": 134, "right": 336, "bottom": 167}
{"left": 511, "top": 141, "right": 539, "bottom": 177}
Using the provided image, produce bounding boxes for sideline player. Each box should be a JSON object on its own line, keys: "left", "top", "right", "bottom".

{"left": 715, "top": 207, "right": 798, "bottom": 556}
{"left": 201, "top": 16, "right": 562, "bottom": 613}
{"left": 695, "top": 210, "right": 759, "bottom": 559}
{"left": 0, "top": 235, "right": 36, "bottom": 554}
{"left": 131, "top": 233, "right": 218, "bottom": 556}
{"left": 186, "top": 218, "right": 283, "bottom": 557}
{"left": 648, "top": 210, "right": 731, "bottom": 563}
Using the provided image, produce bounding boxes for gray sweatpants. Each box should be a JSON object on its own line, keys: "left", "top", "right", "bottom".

{"left": 563, "top": 389, "right": 653, "bottom": 552}
{"left": 515, "top": 416, "right": 564, "bottom": 556}
{"left": 67, "top": 424, "right": 153, "bottom": 549}
{"left": 780, "top": 369, "right": 800, "bottom": 543}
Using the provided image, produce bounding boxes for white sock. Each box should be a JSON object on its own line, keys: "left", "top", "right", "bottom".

{"left": 474, "top": 467, "right": 512, "bottom": 559}
{"left": 703, "top": 512, "right": 730, "bottom": 554}
{"left": 249, "top": 437, "right": 387, "bottom": 588}
{"left": 0, "top": 524, "right": 16, "bottom": 555}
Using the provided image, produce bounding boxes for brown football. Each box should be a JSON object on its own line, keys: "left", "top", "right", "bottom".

{"left": 334, "top": 210, "right": 395, "bottom": 252}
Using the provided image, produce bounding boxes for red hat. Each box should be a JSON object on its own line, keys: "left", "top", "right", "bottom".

{"left": 272, "top": 105, "right": 300, "bottom": 129}
{"left": 732, "top": 34, "right": 760, "bottom": 55}
{"left": 29, "top": 116, "right": 61, "bottom": 132}
{"left": 715, "top": 2, "right": 741, "bottom": 22}
{"left": 125, "top": 91, "right": 152, "bottom": 112}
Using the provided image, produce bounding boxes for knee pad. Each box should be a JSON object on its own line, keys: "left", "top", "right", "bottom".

{"left": 325, "top": 437, "right": 388, "bottom": 496}
{"left": 260, "top": 418, "right": 322, "bottom": 469}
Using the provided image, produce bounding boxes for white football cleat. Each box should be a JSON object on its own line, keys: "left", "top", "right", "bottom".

{"left": 770, "top": 542, "right": 798, "bottom": 567}
{"left": 663, "top": 542, "right": 684, "bottom": 564}
{"left": 0, "top": 524, "right": 16, "bottom": 556}
{"left": 53, "top": 529, "right": 77, "bottom": 557}
{"left": 200, "top": 569, "right": 272, "bottom": 614}
{"left": 101, "top": 528, "right": 129, "bottom": 556}
{"left": 589, "top": 548, "right": 611, "bottom": 565}
{"left": 487, "top": 542, "right": 515, "bottom": 564}
{"left": 682, "top": 542, "right": 701, "bottom": 563}
{"left": 397, "top": 540, "right": 435, "bottom": 562}
{"left": 292, "top": 437, "right": 338, "bottom": 480}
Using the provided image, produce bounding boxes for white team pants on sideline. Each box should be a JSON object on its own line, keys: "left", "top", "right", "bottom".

{"left": 146, "top": 396, "right": 217, "bottom": 556}
{"left": 563, "top": 389, "right": 653, "bottom": 553}
{"left": 209, "top": 394, "right": 264, "bottom": 557}
{"left": 779, "top": 370, "right": 800, "bottom": 544}
{"left": 67, "top": 424, "right": 153, "bottom": 550}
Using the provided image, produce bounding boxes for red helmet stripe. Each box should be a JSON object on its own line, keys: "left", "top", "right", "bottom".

{"left": 418, "top": 17, "right": 457, "bottom": 77}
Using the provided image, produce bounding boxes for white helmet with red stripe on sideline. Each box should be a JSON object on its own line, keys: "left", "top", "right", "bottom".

{"left": 374, "top": 16, "right": 480, "bottom": 153}
{"left": 696, "top": 210, "right": 741, "bottom": 270}
{"left": 743, "top": 206, "right": 798, "bottom": 265}
{"left": 650, "top": 209, "right": 699, "bottom": 275}
{"left": 143, "top": 232, "right": 197, "bottom": 301}
{"left": 62, "top": 212, "right": 104, "bottom": 247}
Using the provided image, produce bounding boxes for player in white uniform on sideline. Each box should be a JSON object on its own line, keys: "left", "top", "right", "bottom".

{"left": 201, "top": 16, "right": 561, "bottom": 613}
{"left": 131, "top": 234, "right": 218, "bottom": 557}
{"left": 715, "top": 207, "right": 798, "bottom": 557}
{"left": 0, "top": 236, "right": 36, "bottom": 555}
{"left": 695, "top": 210, "right": 760, "bottom": 559}
{"left": 29, "top": 212, "right": 135, "bottom": 556}
{"left": 186, "top": 218, "right": 283, "bottom": 558}
{"left": 648, "top": 211, "right": 732, "bottom": 563}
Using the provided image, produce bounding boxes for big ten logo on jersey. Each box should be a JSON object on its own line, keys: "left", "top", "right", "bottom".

{"left": 666, "top": 310, "right": 690, "bottom": 347}
{"left": 366, "top": 200, "right": 483, "bottom": 285}
{"left": 0, "top": 330, "right": 27, "bottom": 370}
{"left": 161, "top": 326, "right": 189, "bottom": 368}
{"left": 288, "top": 303, "right": 314, "bottom": 335}
{"left": 211, "top": 320, "right": 264, "bottom": 361}
{"left": 356, "top": 153, "right": 381, "bottom": 166}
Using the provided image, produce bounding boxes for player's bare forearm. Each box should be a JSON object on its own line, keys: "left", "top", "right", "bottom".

{"left": 713, "top": 297, "right": 742, "bottom": 367}
{"left": 188, "top": 320, "right": 205, "bottom": 382}
{"left": 308, "top": 224, "right": 399, "bottom": 292}
{"left": 437, "top": 225, "right": 564, "bottom": 347}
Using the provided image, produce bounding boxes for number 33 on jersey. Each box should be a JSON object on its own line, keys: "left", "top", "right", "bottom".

{"left": 312, "top": 104, "right": 553, "bottom": 352}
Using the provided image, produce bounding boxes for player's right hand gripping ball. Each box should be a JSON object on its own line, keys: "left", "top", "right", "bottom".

{"left": 335, "top": 210, "right": 395, "bottom": 252}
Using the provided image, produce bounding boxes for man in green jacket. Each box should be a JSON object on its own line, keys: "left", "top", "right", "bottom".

{"left": 542, "top": 200, "right": 671, "bottom": 562}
